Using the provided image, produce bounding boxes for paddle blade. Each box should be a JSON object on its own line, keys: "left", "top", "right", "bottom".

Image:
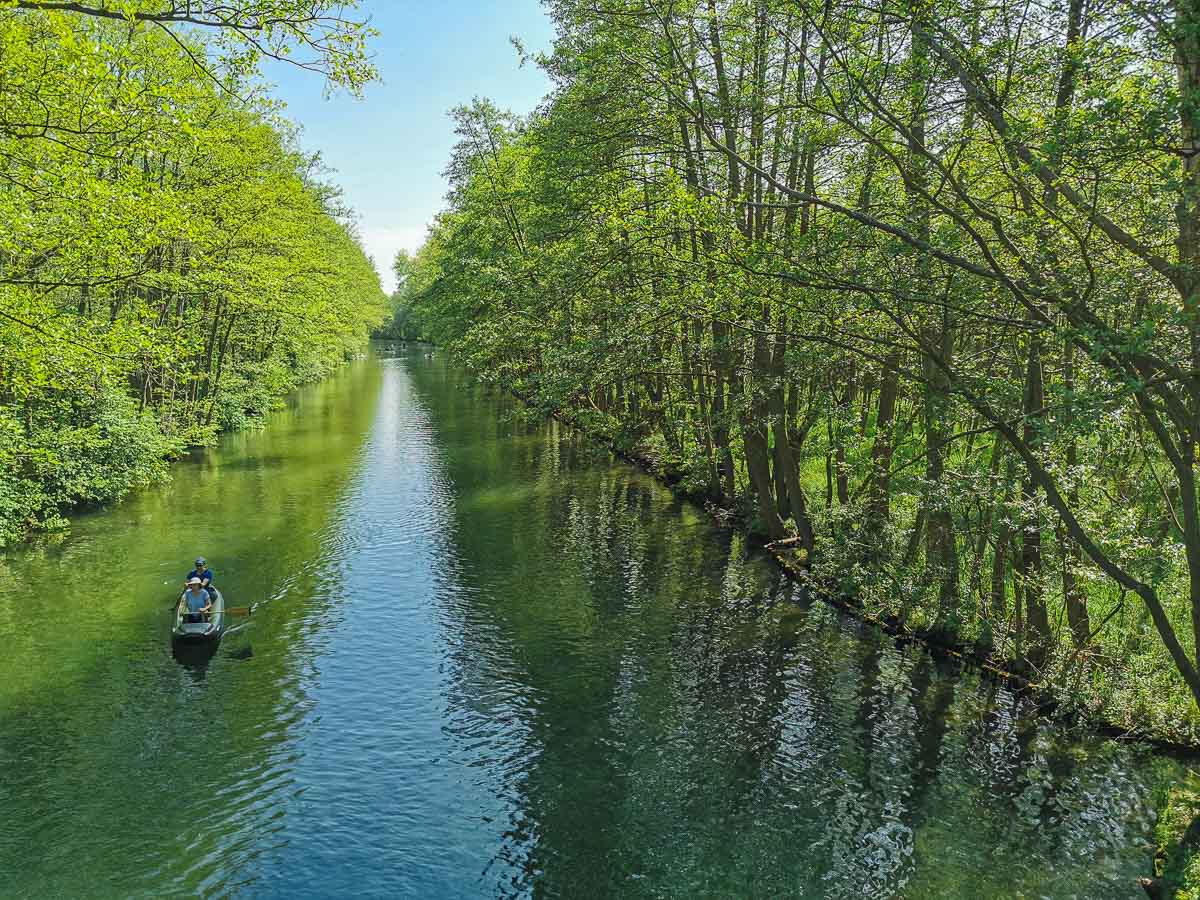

{"left": 225, "top": 606, "right": 251, "bottom": 616}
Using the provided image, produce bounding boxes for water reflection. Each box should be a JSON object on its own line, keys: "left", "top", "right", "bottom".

{"left": 0, "top": 349, "right": 1174, "bottom": 899}
{"left": 408, "top": 354, "right": 1167, "bottom": 900}
{"left": 0, "top": 359, "right": 384, "bottom": 897}
{"left": 172, "top": 640, "right": 218, "bottom": 675}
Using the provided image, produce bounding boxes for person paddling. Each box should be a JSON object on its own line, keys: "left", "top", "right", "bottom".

{"left": 181, "top": 577, "right": 212, "bottom": 622}
{"left": 185, "top": 557, "right": 214, "bottom": 599}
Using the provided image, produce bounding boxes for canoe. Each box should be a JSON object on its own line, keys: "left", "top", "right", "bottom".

{"left": 172, "top": 587, "right": 225, "bottom": 643}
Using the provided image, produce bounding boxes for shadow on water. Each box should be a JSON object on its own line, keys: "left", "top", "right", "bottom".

{"left": 171, "top": 638, "right": 220, "bottom": 673}
{"left": 226, "top": 643, "right": 254, "bottom": 660}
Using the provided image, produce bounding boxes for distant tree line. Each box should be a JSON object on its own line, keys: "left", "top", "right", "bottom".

{"left": 373, "top": 250, "right": 423, "bottom": 341}
{"left": 391, "top": 0, "right": 1200, "bottom": 737}
{"left": 0, "top": 1, "right": 386, "bottom": 544}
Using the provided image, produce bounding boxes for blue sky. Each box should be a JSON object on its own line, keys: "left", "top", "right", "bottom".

{"left": 264, "top": 2, "right": 555, "bottom": 292}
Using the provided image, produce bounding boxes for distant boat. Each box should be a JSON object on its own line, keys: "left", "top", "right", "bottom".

{"left": 172, "top": 588, "right": 225, "bottom": 644}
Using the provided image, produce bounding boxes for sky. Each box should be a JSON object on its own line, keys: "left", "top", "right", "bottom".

{"left": 264, "top": 2, "right": 556, "bottom": 293}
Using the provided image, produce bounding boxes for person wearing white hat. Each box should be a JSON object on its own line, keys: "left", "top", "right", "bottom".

{"left": 182, "top": 577, "right": 212, "bottom": 622}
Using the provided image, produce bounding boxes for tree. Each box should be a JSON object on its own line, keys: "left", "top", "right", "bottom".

{"left": 0, "top": 5, "right": 385, "bottom": 545}
{"left": 400, "top": 0, "right": 1200, "bottom": 734}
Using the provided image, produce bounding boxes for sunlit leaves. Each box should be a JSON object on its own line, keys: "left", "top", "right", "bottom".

{"left": 0, "top": 6, "right": 386, "bottom": 544}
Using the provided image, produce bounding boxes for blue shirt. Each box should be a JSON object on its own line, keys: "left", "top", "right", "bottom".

{"left": 187, "top": 567, "right": 214, "bottom": 588}
{"left": 184, "top": 590, "right": 209, "bottom": 612}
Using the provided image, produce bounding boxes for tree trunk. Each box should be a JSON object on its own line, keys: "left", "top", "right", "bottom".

{"left": 1019, "top": 334, "right": 1051, "bottom": 665}
{"left": 868, "top": 354, "right": 899, "bottom": 531}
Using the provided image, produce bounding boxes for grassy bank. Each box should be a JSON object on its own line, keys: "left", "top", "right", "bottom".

{"left": 0, "top": 350, "right": 377, "bottom": 549}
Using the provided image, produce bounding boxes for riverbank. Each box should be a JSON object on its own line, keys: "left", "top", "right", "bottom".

{"left": 516, "top": 389, "right": 1200, "bottom": 749}
{"left": 0, "top": 349, "right": 372, "bottom": 550}
{"left": 1147, "top": 779, "right": 1200, "bottom": 899}
{"left": 0, "top": 8, "right": 387, "bottom": 550}
{"left": 506, "top": 383, "right": 1200, "bottom": 897}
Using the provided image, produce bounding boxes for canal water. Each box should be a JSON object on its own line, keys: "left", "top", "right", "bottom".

{"left": 0, "top": 348, "right": 1179, "bottom": 898}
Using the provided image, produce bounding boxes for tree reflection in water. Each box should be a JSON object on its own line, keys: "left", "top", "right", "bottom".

{"left": 414, "top": 355, "right": 1167, "bottom": 900}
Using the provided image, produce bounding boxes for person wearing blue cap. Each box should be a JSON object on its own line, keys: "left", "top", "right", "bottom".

{"left": 185, "top": 557, "right": 215, "bottom": 599}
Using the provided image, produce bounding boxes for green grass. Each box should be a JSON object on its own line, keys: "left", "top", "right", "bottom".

{"left": 1155, "top": 775, "right": 1200, "bottom": 898}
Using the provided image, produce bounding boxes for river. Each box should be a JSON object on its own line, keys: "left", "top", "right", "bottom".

{"left": 0, "top": 347, "right": 1180, "bottom": 898}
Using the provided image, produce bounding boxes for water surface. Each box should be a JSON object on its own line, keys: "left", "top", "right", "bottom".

{"left": 0, "top": 348, "right": 1174, "bottom": 897}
